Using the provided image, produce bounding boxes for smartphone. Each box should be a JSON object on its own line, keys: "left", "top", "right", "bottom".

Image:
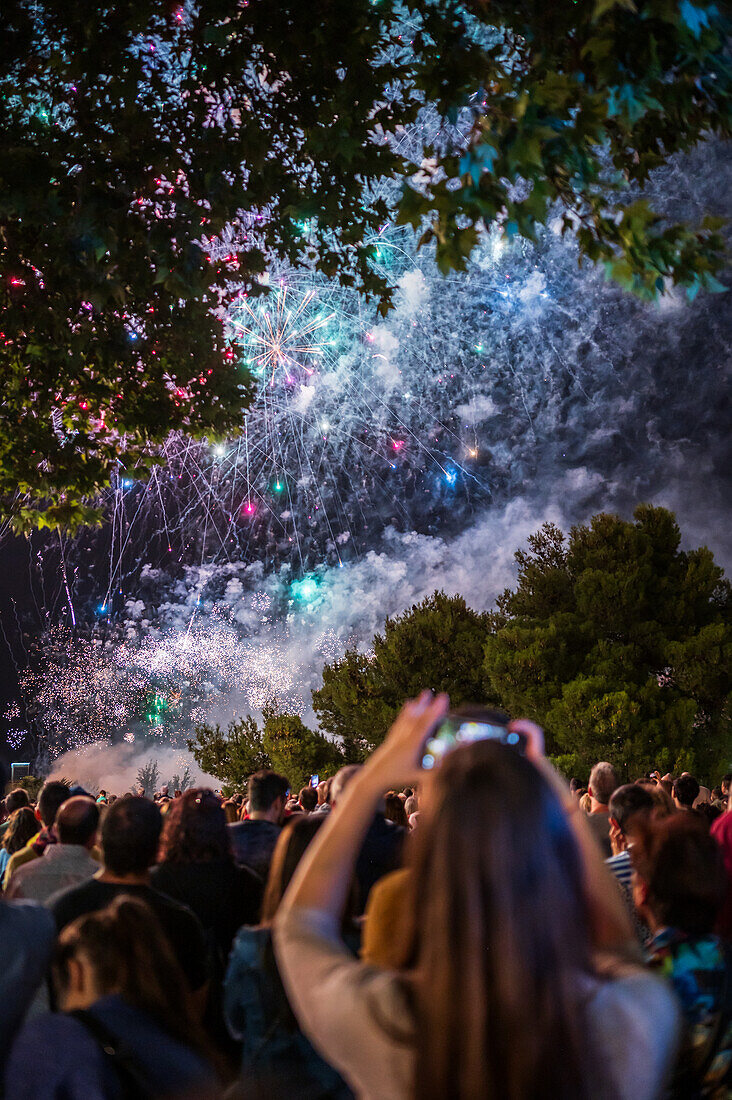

{"left": 310, "top": 774, "right": 319, "bottom": 788}
{"left": 421, "top": 707, "right": 524, "bottom": 769}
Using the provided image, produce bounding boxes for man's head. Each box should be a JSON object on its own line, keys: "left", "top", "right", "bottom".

{"left": 721, "top": 774, "right": 732, "bottom": 798}
{"left": 330, "top": 765, "right": 362, "bottom": 807}
{"left": 38, "top": 780, "right": 72, "bottom": 828}
{"left": 316, "top": 778, "right": 331, "bottom": 806}
{"left": 247, "top": 771, "right": 289, "bottom": 823}
{"left": 588, "top": 762, "right": 619, "bottom": 808}
{"left": 101, "top": 795, "right": 162, "bottom": 877}
{"left": 608, "top": 784, "right": 654, "bottom": 853}
{"left": 5, "top": 788, "right": 30, "bottom": 815}
{"left": 298, "top": 786, "right": 318, "bottom": 813}
{"left": 55, "top": 797, "right": 100, "bottom": 848}
{"left": 672, "top": 773, "right": 700, "bottom": 810}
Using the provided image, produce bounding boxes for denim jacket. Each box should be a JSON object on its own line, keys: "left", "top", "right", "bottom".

{"left": 224, "top": 924, "right": 353, "bottom": 1099}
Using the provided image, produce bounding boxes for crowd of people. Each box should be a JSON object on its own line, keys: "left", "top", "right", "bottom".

{"left": 2, "top": 696, "right": 732, "bottom": 1098}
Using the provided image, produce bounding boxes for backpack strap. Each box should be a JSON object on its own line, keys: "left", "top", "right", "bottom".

{"left": 70, "top": 1009, "right": 158, "bottom": 1100}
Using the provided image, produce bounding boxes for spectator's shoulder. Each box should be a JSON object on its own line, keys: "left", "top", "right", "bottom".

{"left": 3, "top": 859, "right": 32, "bottom": 898}
{"left": 233, "top": 860, "right": 264, "bottom": 891}
{"left": 148, "top": 862, "right": 173, "bottom": 889}
{"left": 6, "top": 843, "right": 38, "bottom": 878}
{"left": 6, "top": 1010, "right": 106, "bottom": 1090}
{"left": 47, "top": 876, "right": 96, "bottom": 926}
{"left": 591, "top": 962, "right": 681, "bottom": 1041}
{"left": 14, "top": 1010, "right": 94, "bottom": 1047}
{"left": 1, "top": 898, "right": 55, "bottom": 944}
{"left": 150, "top": 885, "right": 206, "bottom": 938}
{"left": 229, "top": 923, "right": 269, "bottom": 965}
{"left": 150, "top": 882, "right": 195, "bottom": 913}
{"left": 581, "top": 960, "right": 681, "bottom": 1100}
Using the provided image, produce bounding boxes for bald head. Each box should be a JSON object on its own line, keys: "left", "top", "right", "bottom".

{"left": 55, "top": 796, "right": 99, "bottom": 848}
{"left": 331, "top": 765, "right": 362, "bottom": 805}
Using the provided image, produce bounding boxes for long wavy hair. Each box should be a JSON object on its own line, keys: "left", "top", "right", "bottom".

{"left": 3, "top": 806, "right": 40, "bottom": 854}
{"left": 261, "top": 814, "right": 327, "bottom": 923}
{"left": 158, "top": 788, "right": 232, "bottom": 864}
{"left": 409, "top": 740, "right": 596, "bottom": 1100}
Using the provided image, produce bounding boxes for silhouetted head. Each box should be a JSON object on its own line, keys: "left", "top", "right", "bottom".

{"left": 330, "top": 765, "right": 361, "bottom": 805}
{"left": 247, "top": 771, "right": 289, "bottom": 814}
{"left": 673, "top": 774, "right": 700, "bottom": 809}
{"left": 53, "top": 896, "right": 208, "bottom": 1057}
{"left": 159, "top": 788, "right": 231, "bottom": 864}
{"left": 101, "top": 795, "right": 162, "bottom": 876}
{"left": 55, "top": 797, "right": 99, "bottom": 847}
{"left": 5, "top": 788, "right": 30, "bottom": 815}
{"left": 298, "top": 786, "right": 318, "bottom": 813}
{"left": 636, "top": 813, "right": 727, "bottom": 935}
{"left": 38, "top": 781, "right": 72, "bottom": 827}
{"left": 384, "top": 792, "right": 408, "bottom": 828}
{"left": 608, "top": 784, "right": 654, "bottom": 835}
{"left": 588, "top": 761, "right": 619, "bottom": 806}
{"left": 2, "top": 806, "right": 41, "bottom": 854}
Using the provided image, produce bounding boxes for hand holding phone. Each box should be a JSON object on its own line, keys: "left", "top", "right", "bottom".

{"left": 362, "top": 691, "right": 449, "bottom": 790}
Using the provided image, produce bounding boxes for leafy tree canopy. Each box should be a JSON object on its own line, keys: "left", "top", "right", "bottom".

{"left": 401, "top": 0, "right": 731, "bottom": 297}
{"left": 262, "top": 704, "right": 343, "bottom": 793}
{"left": 12, "top": 774, "right": 44, "bottom": 801}
{"left": 187, "top": 715, "right": 271, "bottom": 797}
{"left": 312, "top": 591, "right": 494, "bottom": 759}
{"left": 134, "top": 758, "right": 160, "bottom": 797}
{"left": 0, "top": 0, "right": 414, "bottom": 530}
{"left": 187, "top": 706, "right": 343, "bottom": 795}
{"left": 484, "top": 505, "right": 732, "bottom": 780}
{"left": 194, "top": 510, "right": 729, "bottom": 783}
{"left": 2, "top": 1, "right": 730, "bottom": 529}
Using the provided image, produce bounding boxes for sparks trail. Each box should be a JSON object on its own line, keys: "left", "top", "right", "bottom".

{"left": 13, "top": 137, "right": 732, "bottom": 759}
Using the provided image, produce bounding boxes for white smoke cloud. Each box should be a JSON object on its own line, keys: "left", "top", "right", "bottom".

{"left": 48, "top": 741, "right": 219, "bottom": 797}
{"left": 455, "top": 394, "right": 498, "bottom": 425}
{"left": 397, "top": 268, "right": 429, "bottom": 314}
{"left": 138, "top": 494, "right": 570, "bottom": 730}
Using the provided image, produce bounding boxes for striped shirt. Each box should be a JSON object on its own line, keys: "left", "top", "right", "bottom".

{"left": 606, "top": 849, "right": 651, "bottom": 945}
{"left": 606, "top": 849, "right": 633, "bottom": 891}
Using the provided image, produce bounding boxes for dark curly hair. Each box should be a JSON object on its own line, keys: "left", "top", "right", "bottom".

{"left": 158, "top": 788, "right": 231, "bottom": 864}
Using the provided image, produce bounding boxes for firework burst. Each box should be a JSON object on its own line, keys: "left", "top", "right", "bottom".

{"left": 230, "top": 284, "right": 335, "bottom": 387}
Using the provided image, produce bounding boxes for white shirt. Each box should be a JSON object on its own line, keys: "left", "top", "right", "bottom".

{"left": 5, "top": 845, "right": 98, "bottom": 903}
{"left": 274, "top": 907, "right": 681, "bottom": 1100}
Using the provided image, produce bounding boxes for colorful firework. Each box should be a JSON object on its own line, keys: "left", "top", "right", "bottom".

{"left": 229, "top": 284, "right": 335, "bottom": 387}
{"left": 12, "top": 138, "right": 732, "bottom": 761}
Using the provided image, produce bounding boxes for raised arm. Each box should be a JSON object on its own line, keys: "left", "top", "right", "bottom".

{"left": 278, "top": 691, "right": 448, "bottom": 922}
